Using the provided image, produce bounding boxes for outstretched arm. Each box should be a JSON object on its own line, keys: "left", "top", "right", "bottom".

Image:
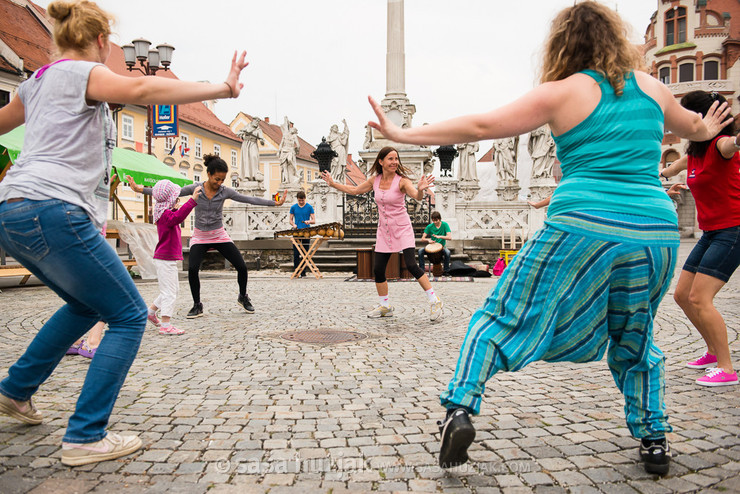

{"left": 87, "top": 51, "right": 248, "bottom": 105}
{"left": 321, "top": 171, "right": 373, "bottom": 195}
{"left": 660, "top": 156, "right": 687, "bottom": 179}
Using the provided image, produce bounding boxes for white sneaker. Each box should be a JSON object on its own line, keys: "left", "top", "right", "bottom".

{"left": 367, "top": 305, "right": 394, "bottom": 318}
{"left": 430, "top": 297, "right": 443, "bottom": 321}
{"left": 61, "top": 432, "right": 142, "bottom": 466}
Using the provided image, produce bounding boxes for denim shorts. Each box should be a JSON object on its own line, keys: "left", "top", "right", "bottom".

{"left": 683, "top": 225, "right": 740, "bottom": 283}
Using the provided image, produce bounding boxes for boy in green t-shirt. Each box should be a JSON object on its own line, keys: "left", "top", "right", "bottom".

{"left": 418, "top": 211, "right": 452, "bottom": 275}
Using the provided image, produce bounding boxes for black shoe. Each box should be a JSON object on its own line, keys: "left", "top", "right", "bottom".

{"left": 438, "top": 408, "right": 476, "bottom": 468}
{"left": 186, "top": 302, "right": 203, "bottom": 319}
{"left": 639, "top": 437, "right": 671, "bottom": 475}
{"left": 238, "top": 294, "right": 255, "bottom": 314}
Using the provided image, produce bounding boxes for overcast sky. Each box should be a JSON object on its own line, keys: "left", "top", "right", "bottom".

{"left": 36, "top": 0, "right": 657, "bottom": 157}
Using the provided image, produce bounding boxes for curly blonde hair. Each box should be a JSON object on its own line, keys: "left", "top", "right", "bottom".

{"left": 540, "top": 1, "right": 644, "bottom": 96}
{"left": 47, "top": 1, "right": 114, "bottom": 54}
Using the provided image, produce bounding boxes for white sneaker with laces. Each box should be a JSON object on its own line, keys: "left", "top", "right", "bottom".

{"left": 61, "top": 432, "right": 142, "bottom": 466}
{"left": 367, "top": 305, "right": 394, "bottom": 318}
{"left": 430, "top": 297, "right": 443, "bottom": 321}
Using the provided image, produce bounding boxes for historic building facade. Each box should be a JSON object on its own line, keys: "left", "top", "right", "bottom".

{"left": 643, "top": 0, "right": 740, "bottom": 235}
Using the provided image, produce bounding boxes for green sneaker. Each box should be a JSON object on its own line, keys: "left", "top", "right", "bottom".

{"left": 0, "top": 393, "right": 43, "bottom": 425}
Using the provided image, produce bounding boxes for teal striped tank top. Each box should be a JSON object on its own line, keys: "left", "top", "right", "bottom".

{"left": 547, "top": 70, "right": 677, "bottom": 225}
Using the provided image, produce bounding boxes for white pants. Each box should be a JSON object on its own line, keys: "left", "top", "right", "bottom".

{"left": 153, "top": 259, "right": 179, "bottom": 317}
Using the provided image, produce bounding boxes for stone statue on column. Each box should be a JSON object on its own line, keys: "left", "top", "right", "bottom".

{"left": 494, "top": 136, "right": 520, "bottom": 201}
{"left": 327, "top": 119, "right": 349, "bottom": 182}
{"left": 362, "top": 124, "right": 373, "bottom": 150}
{"left": 237, "top": 117, "right": 265, "bottom": 182}
{"left": 278, "top": 116, "right": 300, "bottom": 185}
{"left": 457, "top": 142, "right": 479, "bottom": 182}
{"left": 528, "top": 125, "right": 556, "bottom": 179}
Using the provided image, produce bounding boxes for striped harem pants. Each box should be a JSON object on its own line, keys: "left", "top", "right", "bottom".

{"left": 441, "top": 211, "right": 679, "bottom": 439}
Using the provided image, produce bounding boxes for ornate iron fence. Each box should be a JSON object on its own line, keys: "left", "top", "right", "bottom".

{"left": 342, "top": 191, "right": 432, "bottom": 238}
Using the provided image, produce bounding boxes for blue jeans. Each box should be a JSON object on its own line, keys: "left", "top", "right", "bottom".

{"left": 0, "top": 199, "right": 147, "bottom": 443}
{"left": 418, "top": 246, "right": 451, "bottom": 273}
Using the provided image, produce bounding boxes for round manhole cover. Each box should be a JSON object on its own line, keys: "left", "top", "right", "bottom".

{"left": 280, "top": 330, "right": 367, "bottom": 345}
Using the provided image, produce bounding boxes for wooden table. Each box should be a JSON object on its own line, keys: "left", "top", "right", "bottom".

{"left": 291, "top": 236, "right": 328, "bottom": 279}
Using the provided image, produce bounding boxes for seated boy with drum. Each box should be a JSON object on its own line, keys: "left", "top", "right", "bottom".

{"left": 418, "top": 211, "right": 452, "bottom": 276}
{"left": 289, "top": 190, "right": 316, "bottom": 277}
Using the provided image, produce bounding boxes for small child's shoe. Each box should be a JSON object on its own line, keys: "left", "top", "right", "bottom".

{"left": 159, "top": 325, "right": 184, "bottom": 335}
{"left": 147, "top": 311, "right": 161, "bottom": 328}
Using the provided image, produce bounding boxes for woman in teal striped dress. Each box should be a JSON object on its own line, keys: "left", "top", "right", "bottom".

{"left": 368, "top": 1, "right": 732, "bottom": 476}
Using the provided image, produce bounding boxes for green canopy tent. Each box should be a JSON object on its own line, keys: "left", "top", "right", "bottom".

{"left": 0, "top": 125, "right": 192, "bottom": 221}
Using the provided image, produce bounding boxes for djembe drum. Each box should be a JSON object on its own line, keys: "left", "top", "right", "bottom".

{"left": 424, "top": 242, "right": 445, "bottom": 277}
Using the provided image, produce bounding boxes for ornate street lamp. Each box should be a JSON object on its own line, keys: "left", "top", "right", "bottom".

{"left": 121, "top": 38, "right": 175, "bottom": 223}
{"left": 121, "top": 39, "right": 176, "bottom": 155}
{"left": 434, "top": 145, "right": 457, "bottom": 178}
{"left": 311, "top": 137, "right": 337, "bottom": 174}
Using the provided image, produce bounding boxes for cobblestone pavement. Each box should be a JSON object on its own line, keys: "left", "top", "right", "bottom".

{"left": 0, "top": 241, "right": 738, "bottom": 494}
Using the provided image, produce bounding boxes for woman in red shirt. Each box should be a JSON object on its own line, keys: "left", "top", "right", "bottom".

{"left": 662, "top": 91, "right": 740, "bottom": 387}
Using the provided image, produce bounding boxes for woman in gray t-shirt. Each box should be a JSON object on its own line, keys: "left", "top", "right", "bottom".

{"left": 129, "top": 154, "right": 287, "bottom": 317}
{"left": 0, "top": 0, "right": 248, "bottom": 467}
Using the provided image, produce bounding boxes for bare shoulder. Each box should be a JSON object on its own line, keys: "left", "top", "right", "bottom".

{"left": 633, "top": 71, "right": 669, "bottom": 110}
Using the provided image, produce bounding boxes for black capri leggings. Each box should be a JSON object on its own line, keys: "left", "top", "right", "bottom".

{"left": 188, "top": 242, "right": 248, "bottom": 303}
{"left": 375, "top": 248, "right": 424, "bottom": 283}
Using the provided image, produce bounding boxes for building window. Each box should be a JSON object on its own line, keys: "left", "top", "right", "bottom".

{"left": 0, "top": 90, "right": 10, "bottom": 107}
{"left": 165, "top": 137, "right": 174, "bottom": 152}
{"left": 181, "top": 134, "right": 189, "bottom": 156}
{"left": 180, "top": 171, "right": 188, "bottom": 178}
{"left": 658, "top": 66, "right": 671, "bottom": 85}
{"left": 665, "top": 7, "right": 687, "bottom": 46}
{"left": 678, "top": 63, "right": 693, "bottom": 82}
{"left": 214, "top": 144, "right": 221, "bottom": 156}
{"left": 193, "top": 174, "right": 201, "bottom": 183}
{"left": 194, "top": 138, "right": 202, "bottom": 159}
{"left": 232, "top": 179, "right": 239, "bottom": 187}
{"left": 704, "top": 61, "right": 719, "bottom": 80}
{"left": 121, "top": 115, "right": 134, "bottom": 141}
{"left": 231, "top": 149, "right": 238, "bottom": 168}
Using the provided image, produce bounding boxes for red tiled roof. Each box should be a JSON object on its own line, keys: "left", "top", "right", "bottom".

{"left": 239, "top": 113, "right": 317, "bottom": 163}
{"left": 0, "top": 0, "right": 53, "bottom": 74}
{"left": 478, "top": 146, "right": 494, "bottom": 162}
{"left": 0, "top": 55, "right": 19, "bottom": 74}
{"left": 345, "top": 154, "right": 365, "bottom": 186}
{"left": 104, "top": 44, "right": 240, "bottom": 143}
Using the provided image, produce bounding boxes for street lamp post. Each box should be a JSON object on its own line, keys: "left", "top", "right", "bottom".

{"left": 121, "top": 39, "right": 175, "bottom": 155}
{"left": 121, "top": 39, "right": 175, "bottom": 222}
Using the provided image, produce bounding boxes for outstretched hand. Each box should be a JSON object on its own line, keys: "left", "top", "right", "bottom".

{"left": 320, "top": 170, "right": 335, "bottom": 188}
{"left": 702, "top": 100, "right": 733, "bottom": 140}
{"left": 275, "top": 189, "right": 287, "bottom": 206}
{"left": 126, "top": 175, "right": 143, "bottom": 193}
{"left": 417, "top": 174, "right": 435, "bottom": 193}
{"left": 666, "top": 183, "right": 688, "bottom": 199}
{"left": 225, "top": 51, "right": 248, "bottom": 98}
{"left": 368, "top": 96, "right": 404, "bottom": 143}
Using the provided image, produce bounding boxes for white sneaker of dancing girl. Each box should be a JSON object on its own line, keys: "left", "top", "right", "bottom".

{"left": 426, "top": 288, "right": 443, "bottom": 321}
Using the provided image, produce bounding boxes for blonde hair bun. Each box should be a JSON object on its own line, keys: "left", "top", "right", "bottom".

{"left": 47, "top": 1, "right": 73, "bottom": 21}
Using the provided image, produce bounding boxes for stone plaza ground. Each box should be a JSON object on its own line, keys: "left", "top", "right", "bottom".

{"left": 0, "top": 240, "right": 738, "bottom": 493}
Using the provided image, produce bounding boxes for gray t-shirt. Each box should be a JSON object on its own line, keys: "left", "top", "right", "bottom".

{"left": 144, "top": 182, "right": 275, "bottom": 231}
{"left": 0, "top": 60, "right": 115, "bottom": 228}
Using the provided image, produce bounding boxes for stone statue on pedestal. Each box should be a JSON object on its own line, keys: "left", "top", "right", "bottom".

{"left": 327, "top": 119, "right": 349, "bottom": 182}
{"left": 237, "top": 117, "right": 265, "bottom": 182}
{"left": 363, "top": 124, "right": 373, "bottom": 150}
{"left": 457, "top": 142, "right": 479, "bottom": 182}
{"left": 528, "top": 125, "right": 556, "bottom": 179}
{"left": 278, "top": 116, "right": 300, "bottom": 185}
{"left": 494, "top": 136, "right": 518, "bottom": 182}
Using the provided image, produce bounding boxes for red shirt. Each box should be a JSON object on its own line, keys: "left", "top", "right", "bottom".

{"left": 686, "top": 137, "right": 740, "bottom": 231}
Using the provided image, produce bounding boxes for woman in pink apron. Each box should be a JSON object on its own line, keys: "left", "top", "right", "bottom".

{"left": 322, "top": 146, "right": 442, "bottom": 320}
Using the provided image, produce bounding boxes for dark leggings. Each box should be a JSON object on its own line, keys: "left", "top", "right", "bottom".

{"left": 188, "top": 242, "right": 248, "bottom": 303}
{"left": 375, "top": 248, "right": 424, "bottom": 283}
